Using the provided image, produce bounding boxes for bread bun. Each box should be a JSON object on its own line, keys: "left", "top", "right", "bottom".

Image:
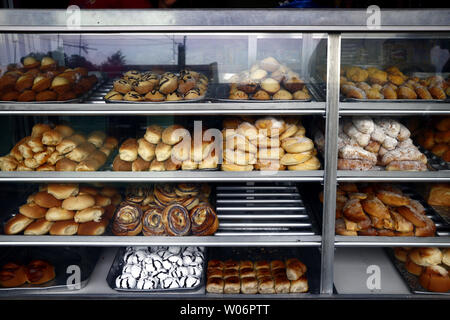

{"left": 19, "top": 202, "right": 47, "bottom": 219}
{"left": 61, "top": 194, "right": 95, "bottom": 211}
{"left": 49, "top": 220, "right": 79, "bottom": 235}
{"left": 144, "top": 125, "right": 163, "bottom": 144}
{"left": 280, "top": 151, "right": 312, "bottom": 165}
{"left": 24, "top": 218, "right": 54, "bottom": 235}
{"left": 4, "top": 214, "right": 34, "bottom": 235}
{"left": 77, "top": 218, "right": 109, "bottom": 236}
{"left": 419, "top": 266, "right": 450, "bottom": 292}
{"left": 45, "top": 207, "right": 75, "bottom": 221}
{"left": 74, "top": 206, "right": 104, "bottom": 223}
{"left": 47, "top": 183, "right": 79, "bottom": 200}
{"left": 287, "top": 156, "right": 320, "bottom": 170}
{"left": 405, "top": 257, "right": 423, "bottom": 276}
{"left": 409, "top": 247, "right": 442, "bottom": 266}
{"left": 137, "top": 138, "right": 156, "bottom": 162}
{"left": 255, "top": 117, "right": 285, "bottom": 137}
{"left": 112, "top": 155, "right": 132, "bottom": 171}
{"left": 34, "top": 191, "right": 62, "bottom": 208}
{"left": 55, "top": 158, "right": 77, "bottom": 171}
{"left": 162, "top": 125, "right": 189, "bottom": 145}
{"left": 281, "top": 137, "right": 314, "bottom": 153}
{"left": 119, "top": 138, "right": 139, "bottom": 162}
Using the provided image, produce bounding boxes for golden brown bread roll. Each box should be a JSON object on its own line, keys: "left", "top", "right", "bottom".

{"left": 23, "top": 218, "right": 54, "bottom": 235}
{"left": 137, "top": 138, "right": 156, "bottom": 162}
{"left": 281, "top": 136, "right": 314, "bottom": 153}
{"left": 34, "top": 191, "right": 62, "bottom": 208}
{"left": 77, "top": 218, "right": 109, "bottom": 236}
{"left": 49, "top": 220, "right": 79, "bottom": 235}
{"left": 41, "top": 129, "right": 63, "bottom": 146}
{"left": 162, "top": 125, "right": 189, "bottom": 145}
{"left": 19, "top": 202, "right": 47, "bottom": 219}
{"left": 66, "top": 142, "right": 96, "bottom": 162}
{"left": 131, "top": 156, "right": 150, "bottom": 172}
{"left": 74, "top": 206, "right": 104, "bottom": 223}
{"left": 419, "top": 266, "right": 450, "bottom": 292}
{"left": 87, "top": 131, "right": 106, "bottom": 148}
{"left": 427, "top": 184, "right": 450, "bottom": 206}
{"left": 119, "top": 138, "right": 139, "bottom": 162}
{"left": 45, "top": 207, "right": 75, "bottom": 221}
{"left": 61, "top": 194, "right": 95, "bottom": 211}
{"left": 286, "top": 258, "right": 307, "bottom": 281}
{"left": 55, "top": 158, "right": 77, "bottom": 171}
{"left": 4, "top": 214, "right": 34, "bottom": 235}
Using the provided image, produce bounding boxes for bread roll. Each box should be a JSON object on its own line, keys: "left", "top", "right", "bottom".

{"left": 427, "top": 184, "right": 450, "bottom": 206}
{"left": 287, "top": 156, "right": 320, "bottom": 170}
{"left": 47, "top": 184, "right": 79, "bottom": 200}
{"left": 409, "top": 247, "right": 442, "bottom": 266}
{"left": 257, "top": 147, "right": 285, "bottom": 160}
{"left": 54, "top": 124, "right": 74, "bottom": 138}
{"left": 132, "top": 156, "right": 150, "bottom": 171}
{"left": 149, "top": 159, "right": 165, "bottom": 171}
{"left": 236, "top": 122, "right": 258, "bottom": 140}
{"left": 41, "top": 129, "right": 63, "bottom": 146}
{"left": 24, "top": 218, "right": 54, "bottom": 235}
{"left": 419, "top": 266, "right": 450, "bottom": 292}
{"left": 137, "top": 138, "right": 156, "bottom": 162}
{"left": 62, "top": 194, "right": 95, "bottom": 211}
{"left": 255, "top": 117, "right": 286, "bottom": 137}
{"left": 19, "top": 203, "right": 47, "bottom": 219}
{"left": 4, "top": 214, "right": 34, "bottom": 235}
{"left": 49, "top": 220, "right": 79, "bottom": 235}
{"left": 144, "top": 125, "right": 163, "bottom": 144}
{"left": 224, "top": 149, "right": 256, "bottom": 165}
{"left": 31, "top": 123, "right": 52, "bottom": 138}
{"left": 74, "top": 206, "right": 104, "bottom": 223}
{"left": 290, "top": 276, "right": 309, "bottom": 293}
{"left": 77, "top": 218, "right": 109, "bottom": 236}
{"left": 87, "top": 131, "right": 106, "bottom": 148}
{"left": 112, "top": 155, "right": 132, "bottom": 171}
{"left": 221, "top": 162, "right": 253, "bottom": 171}
{"left": 94, "top": 194, "right": 112, "bottom": 207}
{"left": 162, "top": 125, "right": 189, "bottom": 145}
{"left": 34, "top": 191, "right": 62, "bottom": 208}
{"left": 155, "top": 142, "right": 172, "bottom": 162}
{"left": 66, "top": 142, "right": 96, "bottom": 162}
{"left": 281, "top": 137, "right": 314, "bottom": 153}
{"left": 280, "top": 151, "right": 312, "bottom": 166}
{"left": 286, "top": 258, "right": 307, "bottom": 280}
{"left": 55, "top": 158, "right": 77, "bottom": 171}
{"left": 119, "top": 138, "right": 138, "bottom": 162}
{"left": 164, "top": 158, "right": 181, "bottom": 171}
{"left": 45, "top": 207, "right": 75, "bottom": 221}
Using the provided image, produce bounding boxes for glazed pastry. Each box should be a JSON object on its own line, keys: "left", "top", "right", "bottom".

{"left": 189, "top": 203, "right": 219, "bottom": 236}
{"left": 184, "top": 88, "right": 202, "bottom": 100}
{"left": 144, "top": 90, "right": 165, "bottom": 102}
{"left": 123, "top": 70, "right": 141, "bottom": 81}
{"left": 1, "top": 91, "right": 19, "bottom": 101}
{"left": 134, "top": 80, "right": 154, "bottom": 95}
{"left": 166, "top": 92, "right": 183, "bottom": 101}
{"left": 23, "top": 56, "right": 40, "bottom": 69}
{"left": 15, "top": 75, "right": 34, "bottom": 92}
{"left": 142, "top": 206, "right": 166, "bottom": 236}
{"left": 17, "top": 90, "right": 36, "bottom": 102}
{"left": 112, "top": 202, "right": 143, "bottom": 236}
{"left": 124, "top": 91, "right": 144, "bottom": 101}
{"left": 177, "top": 73, "right": 196, "bottom": 94}
{"left": 113, "top": 79, "right": 132, "bottom": 94}
{"left": 283, "top": 73, "right": 305, "bottom": 92}
{"left": 104, "top": 90, "right": 123, "bottom": 101}
{"left": 159, "top": 74, "right": 178, "bottom": 94}
{"left": 51, "top": 76, "right": 71, "bottom": 94}
{"left": 125, "top": 185, "right": 150, "bottom": 204}
{"left": 162, "top": 203, "right": 191, "bottom": 236}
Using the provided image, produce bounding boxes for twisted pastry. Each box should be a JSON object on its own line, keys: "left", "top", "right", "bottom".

{"left": 154, "top": 184, "right": 178, "bottom": 206}
{"left": 112, "top": 202, "right": 143, "bottom": 236}
{"left": 189, "top": 203, "right": 219, "bottom": 236}
{"left": 125, "top": 185, "right": 151, "bottom": 204}
{"left": 142, "top": 206, "right": 166, "bottom": 236}
{"left": 162, "top": 203, "right": 191, "bottom": 236}
{"left": 174, "top": 183, "right": 200, "bottom": 197}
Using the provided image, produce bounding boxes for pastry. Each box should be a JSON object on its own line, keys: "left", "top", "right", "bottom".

{"left": 272, "top": 89, "right": 293, "bottom": 100}
{"left": 144, "top": 90, "right": 166, "bottom": 102}
{"left": 189, "top": 203, "right": 219, "bottom": 236}
{"left": 104, "top": 90, "right": 123, "bottom": 101}
{"left": 251, "top": 89, "right": 271, "bottom": 100}
{"left": 112, "top": 202, "right": 143, "bottom": 236}
{"left": 142, "top": 206, "right": 166, "bottom": 236}
{"left": 162, "top": 203, "right": 191, "bottom": 236}
{"left": 119, "top": 138, "right": 139, "bottom": 162}
{"left": 124, "top": 91, "right": 144, "bottom": 101}
{"left": 35, "top": 90, "right": 57, "bottom": 101}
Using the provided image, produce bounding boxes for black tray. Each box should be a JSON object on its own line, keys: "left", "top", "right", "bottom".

{"left": 208, "top": 83, "right": 313, "bottom": 102}
{"left": 206, "top": 247, "right": 324, "bottom": 295}
{"left": 385, "top": 248, "right": 449, "bottom": 295}
{"left": 106, "top": 246, "right": 206, "bottom": 293}
{"left": 0, "top": 246, "right": 100, "bottom": 292}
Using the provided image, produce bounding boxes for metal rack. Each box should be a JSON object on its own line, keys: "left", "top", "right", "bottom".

{"left": 0, "top": 9, "right": 449, "bottom": 299}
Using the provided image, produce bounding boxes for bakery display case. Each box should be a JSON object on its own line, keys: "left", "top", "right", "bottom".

{"left": 0, "top": 8, "right": 449, "bottom": 300}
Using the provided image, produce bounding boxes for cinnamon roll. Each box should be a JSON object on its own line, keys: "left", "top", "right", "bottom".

{"left": 112, "top": 202, "right": 143, "bottom": 236}
{"left": 154, "top": 184, "right": 178, "bottom": 206}
{"left": 181, "top": 196, "right": 200, "bottom": 211}
{"left": 189, "top": 203, "right": 219, "bottom": 236}
{"left": 142, "top": 206, "right": 166, "bottom": 236}
{"left": 174, "top": 183, "right": 200, "bottom": 197}
{"left": 162, "top": 203, "right": 191, "bottom": 236}
{"left": 125, "top": 185, "right": 150, "bottom": 204}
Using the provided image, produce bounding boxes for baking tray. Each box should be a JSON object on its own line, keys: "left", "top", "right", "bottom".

{"left": 385, "top": 248, "right": 449, "bottom": 295}
{"left": 208, "top": 83, "right": 313, "bottom": 103}
{"left": 302, "top": 183, "right": 450, "bottom": 237}
{"left": 205, "top": 247, "right": 325, "bottom": 295}
{"left": 106, "top": 246, "right": 206, "bottom": 293}
{"left": 0, "top": 246, "right": 101, "bottom": 292}
{"left": 418, "top": 146, "right": 450, "bottom": 171}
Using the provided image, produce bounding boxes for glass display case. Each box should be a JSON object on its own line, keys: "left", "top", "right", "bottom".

{"left": 0, "top": 8, "right": 448, "bottom": 300}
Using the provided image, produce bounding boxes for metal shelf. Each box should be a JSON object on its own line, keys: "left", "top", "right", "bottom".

{"left": 0, "top": 102, "right": 326, "bottom": 116}
{"left": 0, "top": 235, "right": 321, "bottom": 247}
{"left": 340, "top": 102, "right": 450, "bottom": 116}
{"left": 337, "top": 170, "right": 450, "bottom": 182}
{"left": 0, "top": 171, "right": 324, "bottom": 183}
{"left": 335, "top": 236, "right": 450, "bottom": 247}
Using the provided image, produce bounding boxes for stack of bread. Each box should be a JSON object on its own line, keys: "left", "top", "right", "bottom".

{"left": 228, "top": 56, "right": 311, "bottom": 101}
{"left": 410, "top": 117, "right": 450, "bottom": 162}
{"left": 3, "top": 184, "right": 121, "bottom": 236}
{"left": 206, "top": 258, "right": 308, "bottom": 294}
{"left": 394, "top": 247, "right": 450, "bottom": 293}
{"left": 112, "top": 183, "right": 218, "bottom": 236}
{"left": 341, "top": 65, "right": 449, "bottom": 100}
{"left": 221, "top": 116, "right": 320, "bottom": 171}
{"left": 0, "top": 123, "right": 118, "bottom": 172}
{"left": 113, "top": 124, "right": 218, "bottom": 172}
{"left": 319, "top": 183, "right": 437, "bottom": 237}
{"left": 105, "top": 69, "right": 208, "bottom": 102}
{"left": 317, "top": 116, "right": 427, "bottom": 171}
{"left": 0, "top": 260, "right": 55, "bottom": 287}
{"left": 0, "top": 55, "right": 98, "bottom": 102}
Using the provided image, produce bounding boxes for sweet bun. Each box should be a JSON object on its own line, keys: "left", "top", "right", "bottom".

{"left": 281, "top": 137, "right": 314, "bottom": 153}
{"left": 0, "top": 263, "right": 28, "bottom": 287}
{"left": 47, "top": 184, "right": 79, "bottom": 200}
{"left": 49, "top": 220, "right": 79, "bottom": 236}
{"left": 119, "top": 138, "right": 139, "bottom": 162}
{"left": 74, "top": 206, "right": 104, "bottom": 223}
{"left": 61, "top": 194, "right": 95, "bottom": 211}
{"left": 409, "top": 247, "right": 442, "bottom": 266}
{"left": 55, "top": 158, "right": 77, "bottom": 171}
{"left": 34, "top": 191, "right": 62, "bottom": 208}
{"left": 162, "top": 125, "right": 189, "bottom": 145}
{"left": 35, "top": 90, "right": 57, "bottom": 101}
{"left": 260, "top": 78, "right": 280, "bottom": 95}
{"left": 272, "top": 89, "right": 293, "bottom": 100}
{"left": 405, "top": 257, "right": 423, "bottom": 276}
{"left": 144, "top": 125, "right": 163, "bottom": 144}
{"left": 23, "top": 219, "right": 54, "bottom": 235}
{"left": 77, "top": 218, "right": 109, "bottom": 236}
{"left": 112, "top": 155, "right": 132, "bottom": 172}
{"left": 45, "top": 207, "right": 75, "bottom": 221}
{"left": 419, "top": 266, "right": 450, "bottom": 292}
{"left": 19, "top": 202, "right": 47, "bottom": 219}
{"left": 4, "top": 214, "right": 34, "bottom": 235}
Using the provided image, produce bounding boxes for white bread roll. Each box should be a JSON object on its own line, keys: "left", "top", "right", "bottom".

{"left": 47, "top": 184, "right": 79, "bottom": 200}
{"left": 74, "top": 206, "right": 104, "bottom": 223}
{"left": 45, "top": 207, "right": 75, "bottom": 221}
{"left": 62, "top": 194, "right": 95, "bottom": 211}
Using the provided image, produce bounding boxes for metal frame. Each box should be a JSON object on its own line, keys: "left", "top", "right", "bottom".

{"left": 0, "top": 9, "right": 449, "bottom": 300}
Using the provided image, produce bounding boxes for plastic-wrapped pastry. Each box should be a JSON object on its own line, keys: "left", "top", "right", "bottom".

{"left": 162, "top": 203, "right": 191, "bottom": 236}
{"left": 112, "top": 202, "right": 143, "bottom": 236}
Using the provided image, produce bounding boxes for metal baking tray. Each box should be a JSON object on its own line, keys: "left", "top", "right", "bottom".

{"left": 102, "top": 79, "right": 208, "bottom": 104}
{"left": 106, "top": 246, "right": 206, "bottom": 293}
{"left": 209, "top": 83, "right": 313, "bottom": 103}
{"left": 0, "top": 246, "right": 100, "bottom": 292}
{"left": 385, "top": 248, "right": 449, "bottom": 295}
{"left": 205, "top": 247, "right": 324, "bottom": 295}
{"left": 302, "top": 183, "right": 450, "bottom": 237}
{"left": 418, "top": 146, "right": 450, "bottom": 171}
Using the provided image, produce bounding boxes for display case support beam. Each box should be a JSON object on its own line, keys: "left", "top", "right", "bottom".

{"left": 320, "top": 33, "right": 341, "bottom": 295}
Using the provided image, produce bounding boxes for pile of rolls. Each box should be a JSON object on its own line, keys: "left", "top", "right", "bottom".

{"left": 228, "top": 56, "right": 311, "bottom": 100}
{"left": 394, "top": 247, "right": 450, "bottom": 292}
{"left": 112, "top": 183, "right": 218, "bottom": 236}
{"left": 319, "top": 183, "right": 436, "bottom": 237}
{"left": 341, "top": 65, "right": 449, "bottom": 100}
{"left": 113, "top": 124, "right": 218, "bottom": 171}
{"left": 0, "top": 123, "right": 118, "bottom": 172}
{"left": 3, "top": 184, "right": 121, "bottom": 236}
{"left": 221, "top": 116, "right": 320, "bottom": 171}
{"left": 105, "top": 69, "right": 208, "bottom": 102}
{"left": 409, "top": 117, "right": 450, "bottom": 162}
{"left": 0, "top": 55, "right": 98, "bottom": 102}
{"left": 315, "top": 116, "right": 427, "bottom": 171}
